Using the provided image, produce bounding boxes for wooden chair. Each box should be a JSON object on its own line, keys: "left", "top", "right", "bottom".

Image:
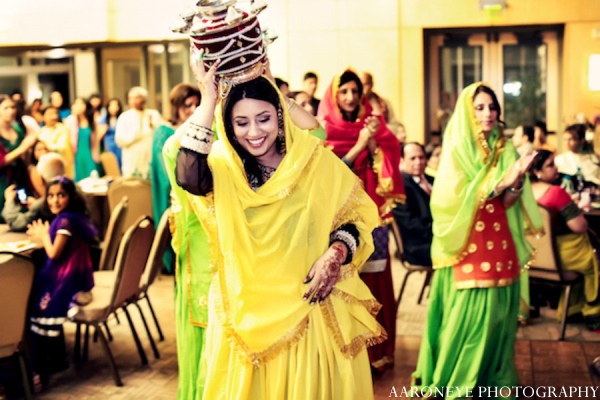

{"left": 0, "top": 252, "right": 35, "bottom": 399}
{"left": 98, "top": 196, "right": 129, "bottom": 272}
{"left": 69, "top": 216, "right": 156, "bottom": 386}
{"left": 526, "top": 205, "right": 584, "bottom": 341}
{"left": 388, "top": 219, "right": 434, "bottom": 311}
{"left": 107, "top": 177, "right": 153, "bottom": 232}
{"left": 100, "top": 152, "right": 121, "bottom": 178}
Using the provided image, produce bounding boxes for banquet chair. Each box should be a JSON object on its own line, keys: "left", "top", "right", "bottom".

{"left": 98, "top": 196, "right": 129, "bottom": 272}
{"left": 526, "top": 205, "right": 583, "bottom": 341}
{"left": 0, "top": 252, "right": 35, "bottom": 399}
{"left": 136, "top": 209, "right": 172, "bottom": 342}
{"left": 69, "top": 216, "right": 156, "bottom": 386}
{"left": 107, "top": 177, "right": 153, "bottom": 232}
{"left": 100, "top": 152, "right": 121, "bottom": 178}
{"left": 388, "top": 219, "right": 434, "bottom": 312}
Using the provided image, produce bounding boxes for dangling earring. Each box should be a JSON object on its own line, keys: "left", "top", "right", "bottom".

{"left": 277, "top": 106, "right": 286, "bottom": 156}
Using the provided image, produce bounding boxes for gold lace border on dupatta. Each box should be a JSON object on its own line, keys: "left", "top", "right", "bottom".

{"left": 193, "top": 178, "right": 382, "bottom": 367}
{"left": 372, "top": 147, "right": 406, "bottom": 212}
{"left": 321, "top": 288, "right": 387, "bottom": 359}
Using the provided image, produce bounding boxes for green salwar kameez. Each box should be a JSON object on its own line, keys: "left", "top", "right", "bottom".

{"left": 164, "top": 133, "right": 211, "bottom": 399}
{"left": 411, "top": 82, "right": 543, "bottom": 399}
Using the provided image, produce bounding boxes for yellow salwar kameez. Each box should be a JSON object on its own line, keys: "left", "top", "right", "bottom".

{"left": 179, "top": 79, "right": 385, "bottom": 400}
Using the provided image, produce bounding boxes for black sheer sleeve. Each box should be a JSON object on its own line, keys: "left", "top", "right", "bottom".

{"left": 175, "top": 148, "right": 214, "bottom": 196}
{"left": 329, "top": 223, "right": 360, "bottom": 264}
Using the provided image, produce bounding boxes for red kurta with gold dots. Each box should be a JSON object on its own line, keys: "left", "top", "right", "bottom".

{"left": 454, "top": 197, "right": 520, "bottom": 289}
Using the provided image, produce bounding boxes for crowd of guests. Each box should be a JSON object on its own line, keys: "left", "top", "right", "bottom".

{"left": 3, "top": 65, "right": 600, "bottom": 398}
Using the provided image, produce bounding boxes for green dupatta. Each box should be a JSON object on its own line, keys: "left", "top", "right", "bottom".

{"left": 430, "top": 82, "right": 543, "bottom": 270}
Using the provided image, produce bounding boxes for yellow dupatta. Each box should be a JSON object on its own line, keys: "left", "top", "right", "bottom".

{"left": 188, "top": 78, "right": 385, "bottom": 367}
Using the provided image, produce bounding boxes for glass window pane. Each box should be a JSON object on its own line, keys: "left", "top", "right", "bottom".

{"left": 502, "top": 45, "right": 547, "bottom": 129}
{"left": 438, "top": 46, "right": 482, "bottom": 133}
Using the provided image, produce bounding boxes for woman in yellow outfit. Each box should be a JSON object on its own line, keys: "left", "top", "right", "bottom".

{"left": 173, "top": 55, "right": 385, "bottom": 399}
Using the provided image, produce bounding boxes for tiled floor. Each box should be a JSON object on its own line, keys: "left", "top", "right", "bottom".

{"left": 12, "top": 253, "right": 600, "bottom": 399}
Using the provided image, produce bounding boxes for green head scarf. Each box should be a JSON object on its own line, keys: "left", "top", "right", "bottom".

{"left": 430, "top": 82, "right": 543, "bottom": 269}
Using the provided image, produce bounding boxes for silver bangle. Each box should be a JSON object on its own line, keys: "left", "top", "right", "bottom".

{"left": 507, "top": 186, "right": 523, "bottom": 196}
{"left": 330, "top": 230, "right": 357, "bottom": 257}
{"left": 180, "top": 135, "right": 212, "bottom": 154}
{"left": 186, "top": 122, "right": 215, "bottom": 141}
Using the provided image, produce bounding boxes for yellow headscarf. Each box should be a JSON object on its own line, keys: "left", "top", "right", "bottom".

{"left": 188, "top": 77, "right": 384, "bottom": 367}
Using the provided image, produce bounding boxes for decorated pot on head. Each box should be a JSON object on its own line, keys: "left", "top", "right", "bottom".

{"left": 171, "top": 0, "right": 276, "bottom": 97}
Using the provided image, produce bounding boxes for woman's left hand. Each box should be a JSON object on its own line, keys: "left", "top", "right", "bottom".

{"left": 303, "top": 243, "right": 347, "bottom": 305}
{"left": 26, "top": 219, "right": 49, "bottom": 240}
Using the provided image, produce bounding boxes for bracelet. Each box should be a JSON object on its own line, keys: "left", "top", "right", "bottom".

{"left": 507, "top": 186, "right": 523, "bottom": 196}
{"left": 286, "top": 98, "right": 298, "bottom": 114}
{"left": 186, "top": 122, "right": 215, "bottom": 141}
{"left": 180, "top": 135, "right": 212, "bottom": 154}
{"left": 330, "top": 229, "right": 357, "bottom": 258}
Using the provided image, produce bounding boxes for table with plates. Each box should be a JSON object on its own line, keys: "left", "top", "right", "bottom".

{"left": 0, "top": 224, "right": 42, "bottom": 262}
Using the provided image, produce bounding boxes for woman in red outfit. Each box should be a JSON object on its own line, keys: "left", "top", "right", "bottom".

{"left": 318, "top": 69, "right": 405, "bottom": 372}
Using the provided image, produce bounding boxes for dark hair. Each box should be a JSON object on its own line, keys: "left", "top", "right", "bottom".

{"left": 337, "top": 70, "right": 364, "bottom": 122}
{"left": 565, "top": 123, "right": 586, "bottom": 141}
{"left": 222, "top": 76, "right": 283, "bottom": 182}
{"left": 72, "top": 97, "right": 96, "bottom": 133}
{"left": 88, "top": 93, "right": 103, "bottom": 111}
{"left": 401, "top": 141, "right": 426, "bottom": 158}
{"left": 42, "top": 176, "right": 89, "bottom": 216}
{"left": 534, "top": 120, "right": 547, "bottom": 134}
{"left": 106, "top": 98, "right": 123, "bottom": 118}
{"left": 303, "top": 72, "right": 318, "bottom": 82}
{"left": 275, "top": 77, "right": 288, "bottom": 89}
{"left": 29, "top": 140, "right": 48, "bottom": 166}
{"left": 168, "top": 83, "right": 201, "bottom": 125}
{"left": 520, "top": 125, "right": 535, "bottom": 143}
{"left": 472, "top": 85, "right": 503, "bottom": 122}
{"left": 528, "top": 149, "right": 553, "bottom": 182}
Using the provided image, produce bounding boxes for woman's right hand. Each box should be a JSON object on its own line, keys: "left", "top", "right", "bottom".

{"left": 190, "top": 46, "right": 220, "bottom": 104}
{"left": 504, "top": 152, "right": 538, "bottom": 188}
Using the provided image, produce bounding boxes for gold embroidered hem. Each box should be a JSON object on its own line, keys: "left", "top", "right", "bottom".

{"left": 454, "top": 276, "right": 520, "bottom": 289}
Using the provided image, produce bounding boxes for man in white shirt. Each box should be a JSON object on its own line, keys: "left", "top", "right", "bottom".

{"left": 115, "top": 86, "right": 164, "bottom": 178}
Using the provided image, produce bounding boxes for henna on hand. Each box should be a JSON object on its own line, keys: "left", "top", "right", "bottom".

{"left": 303, "top": 243, "right": 346, "bottom": 304}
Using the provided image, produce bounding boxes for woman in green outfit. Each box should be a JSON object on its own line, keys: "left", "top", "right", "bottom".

{"left": 412, "top": 83, "right": 543, "bottom": 398}
{"left": 0, "top": 95, "right": 38, "bottom": 219}
{"left": 150, "top": 83, "right": 200, "bottom": 274}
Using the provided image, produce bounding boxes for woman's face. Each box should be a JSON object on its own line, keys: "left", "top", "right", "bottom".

{"left": 294, "top": 92, "right": 314, "bottom": 115}
{"left": 473, "top": 92, "right": 498, "bottom": 134}
{"left": 107, "top": 100, "right": 120, "bottom": 116}
{"left": 336, "top": 81, "right": 360, "bottom": 117}
{"left": 34, "top": 141, "right": 49, "bottom": 161}
{"left": 536, "top": 154, "right": 559, "bottom": 183}
{"left": 231, "top": 98, "right": 279, "bottom": 164}
{"left": 47, "top": 184, "right": 70, "bottom": 215}
{"left": 43, "top": 108, "right": 59, "bottom": 126}
{"left": 0, "top": 99, "right": 17, "bottom": 123}
{"left": 71, "top": 98, "right": 86, "bottom": 116}
{"left": 176, "top": 95, "right": 200, "bottom": 125}
{"left": 563, "top": 131, "right": 582, "bottom": 152}
{"left": 428, "top": 146, "right": 442, "bottom": 170}
{"left": 396, "top": 125, "right": 407, "bottom": 143}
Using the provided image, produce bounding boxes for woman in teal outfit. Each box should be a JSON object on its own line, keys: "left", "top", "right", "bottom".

{"left": 412, "top": 83, "right": 543, "bottom": 398}
{"left": 66, "top": 97, "right": 99, "bottom": 182}
{"left": 150, "top": 83, "right": 200, "bottom": 274}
